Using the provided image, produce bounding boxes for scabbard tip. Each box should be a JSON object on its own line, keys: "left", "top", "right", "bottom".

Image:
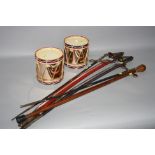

{"left": 16, "top": 115, "right": 27, "bottom": 124}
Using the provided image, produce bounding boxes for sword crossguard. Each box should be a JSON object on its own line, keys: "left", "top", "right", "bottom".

{"left": 132, "top": 73, "right": 138, "bottom": 77}
{"left": 118, "top": 56, "right": 134, "bottom": 65}
{"left": 129, "top": 72, "right": 138, "bottom": 78}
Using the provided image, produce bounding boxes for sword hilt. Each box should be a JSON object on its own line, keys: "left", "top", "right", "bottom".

{"left": 135, "top": 64, "right": 146, "bottom": 73}
{"left": 89, "top": 52, "right": 124, "bottom": 64}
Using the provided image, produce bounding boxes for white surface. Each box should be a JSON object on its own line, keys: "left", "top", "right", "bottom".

{"left": 0, "top": 26, "right": 155, "bottom": 128}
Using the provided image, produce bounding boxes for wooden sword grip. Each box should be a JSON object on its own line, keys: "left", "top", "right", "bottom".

{"left": 135, "top": 64, "right": 146, "bottom": 73}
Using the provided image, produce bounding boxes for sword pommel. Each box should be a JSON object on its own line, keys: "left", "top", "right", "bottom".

{"left": 135, "top": 64, "right": 146, "bottom": 73}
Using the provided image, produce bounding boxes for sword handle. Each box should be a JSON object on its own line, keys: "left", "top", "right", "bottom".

{"left": 135, "top": 64, "right": 146, "bottom": 73}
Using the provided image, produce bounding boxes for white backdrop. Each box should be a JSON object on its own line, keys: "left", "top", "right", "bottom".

{"left": 0, "top": 26, "right": 155, "bottom": 128}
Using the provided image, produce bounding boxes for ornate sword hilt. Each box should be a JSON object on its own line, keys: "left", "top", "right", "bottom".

{"left": 89, "top": 52, "right": 124, "bottom": 64}
{"left": 118, "top": 55, "right": 138, "bottom": 77}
